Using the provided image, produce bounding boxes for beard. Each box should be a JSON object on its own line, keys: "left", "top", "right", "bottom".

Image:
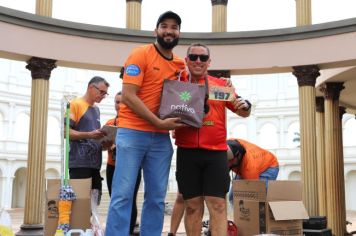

{"left": 157, "top": 35, "right": 179, "bottom": 49}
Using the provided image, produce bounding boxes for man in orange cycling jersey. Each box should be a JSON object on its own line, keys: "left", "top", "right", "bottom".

{"left": 105, "top": 11, "right": 186, "bottom": 236}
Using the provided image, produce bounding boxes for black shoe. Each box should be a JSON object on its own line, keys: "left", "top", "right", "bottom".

{"left": 130, "top": 224, "right": 140, "bottom": 236}
{"left": 167, "top": 233, "right": 174, "bottom": 236}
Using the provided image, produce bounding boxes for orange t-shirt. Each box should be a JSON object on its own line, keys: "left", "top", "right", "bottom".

{"left": 230, "top": 138, "right": 279, "bottom": 179}
{"left": 105, "top": 116, "right": 119, "bottom": 166}
{"left": 118, "top": 43, "right": 185, "bottom": 133}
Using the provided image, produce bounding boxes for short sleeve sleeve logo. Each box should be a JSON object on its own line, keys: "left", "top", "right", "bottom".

{"left": 125, "top": 64, "right": 141, "bottom": 76}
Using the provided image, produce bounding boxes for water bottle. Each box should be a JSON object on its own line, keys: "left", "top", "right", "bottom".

{"left": 66, "top": 229, "right": 85, "bottom": 235}
{"left": 65, "top": 228, "right": 93, "bottom": 236}
{"left": 84, "top": 229, "right": 94, "bottom": 236}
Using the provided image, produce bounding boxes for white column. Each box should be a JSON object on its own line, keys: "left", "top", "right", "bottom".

{"left": 279, "top": 115, "right": 285, "bottom": 147}
{"left": 3, "top": 175, "right": 14, "bottom": 209}
{"left": 7, "top": 102, "right": 15, "bottom": 139}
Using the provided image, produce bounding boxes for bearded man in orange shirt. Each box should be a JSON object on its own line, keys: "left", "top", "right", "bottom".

{"left": 105, "top": 11, "right": 185, "bottom": 236}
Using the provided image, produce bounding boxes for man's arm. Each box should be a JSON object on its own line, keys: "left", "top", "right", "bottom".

{"left": 68, "top": 128, "right": 105, "bottom": 141}
{"left": 229, "top": 94, "right": 251, "bottom": 118}
{"left": 234, "top": 96, "right": 251, "bottom": 117}
{"left": 122, "top": 83, "right": 185, "bottom": 130}
{"left": 223, "top": 80, "right": 251, "bottom": 118}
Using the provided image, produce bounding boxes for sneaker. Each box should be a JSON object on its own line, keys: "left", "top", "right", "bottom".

{"left": 131, "top": 224, "right": 140, "bottom": 235}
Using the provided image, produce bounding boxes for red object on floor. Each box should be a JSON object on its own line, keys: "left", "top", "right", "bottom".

{"left": 228, "top": 220, "right": 238, "bottom": 236}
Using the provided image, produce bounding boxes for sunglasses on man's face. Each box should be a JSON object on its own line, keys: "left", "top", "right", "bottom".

{"left": 188, "top": 54, "right": 209, "bottom": 62}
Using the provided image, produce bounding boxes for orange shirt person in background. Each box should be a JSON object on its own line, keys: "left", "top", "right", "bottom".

{"left": 227, "top": 138, "right": 279, "bottom": 205}
{"left": 105, "top": 92, "right": 121, "bottom": 177}
{"left": 227, "top": 138, "right": 279, "bottom": 179}
{"left": 105, "top": 91, "right": 141, "bottom": 235}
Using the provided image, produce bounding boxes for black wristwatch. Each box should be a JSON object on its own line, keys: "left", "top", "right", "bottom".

{"left": 243, "top": 99, "right": 252, "bottom": 111}
{"left": 237, "top": 96, "right": 252, "bottom": 111}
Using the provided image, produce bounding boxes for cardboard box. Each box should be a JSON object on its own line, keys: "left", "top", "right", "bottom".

{"left": 44, "top": 178, "right": 92, "bottom": 236}
{"left": 233, "top": 180, "right": 309, "bottom": 236}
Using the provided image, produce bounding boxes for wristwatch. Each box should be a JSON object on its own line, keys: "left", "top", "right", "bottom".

{"left": 237, "top": 95, "right": 252, "bottom": 111}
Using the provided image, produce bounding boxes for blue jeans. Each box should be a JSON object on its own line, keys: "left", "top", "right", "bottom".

{"left": 105, "top": 128, "right": 173, "bottom": 236}
{"left": 228, "top": 166, "right": 279, "bottom": 206}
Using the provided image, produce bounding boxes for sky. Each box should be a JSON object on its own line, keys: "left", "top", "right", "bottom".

{"left": 0, "top": 0, "right": 356, "bottom": 32}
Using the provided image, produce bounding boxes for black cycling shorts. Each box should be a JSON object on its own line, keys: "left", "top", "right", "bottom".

{"left": 176, "top": 147, "right": 230, "bottom": 200}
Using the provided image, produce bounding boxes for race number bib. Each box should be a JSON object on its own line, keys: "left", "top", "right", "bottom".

{"left": 209, "top": 86, "right": 235, "bottom": 101}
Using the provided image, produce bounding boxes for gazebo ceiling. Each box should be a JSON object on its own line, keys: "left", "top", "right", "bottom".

{"left": 1, "top": 6, "right": 356, "bottom": 114}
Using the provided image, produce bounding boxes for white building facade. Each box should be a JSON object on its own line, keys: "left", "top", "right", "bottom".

{"left": 0, "top": 58, "right": 356, "bottom": 214}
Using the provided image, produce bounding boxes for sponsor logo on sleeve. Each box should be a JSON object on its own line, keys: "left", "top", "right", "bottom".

{"left": 125, "top": 64, "right": 141, "bottom": 76}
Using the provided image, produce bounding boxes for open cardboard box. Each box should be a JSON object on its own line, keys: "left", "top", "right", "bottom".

{"left": 233, "top": 180, "right": 309, "bottom": 236}
{"left": 44, "top": 178, "right": 92, "bottom": 236}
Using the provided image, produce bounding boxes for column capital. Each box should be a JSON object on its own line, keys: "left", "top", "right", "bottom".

{"left": 292, "top": 65, "right": 320, "bottom": 86}
{"left": 319, "top": 82, "right": 344, "bottom": 100}
{"left": 315, "top": 97, "right": 324, "bottom": 113}
{"left": 208, "top": 70, "right": 230, "bottom": 78}
{"left": 26, "top": 57, "right": 56, "bottom": 80}
{"left": 126, "top": 0, "right": 142, "bottom": 2}
{"left": 211, "top": 0, "right": 228, "bottom": 6}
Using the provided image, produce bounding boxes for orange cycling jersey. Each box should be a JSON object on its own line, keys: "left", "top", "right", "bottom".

{"left": 175, "top": 75, "right": 237, "bottom": 150}
{"left": 118, "top": 44, "right": 185, "bottom": 133}
{"left": 229, "top": 138, "right": 279, "bottom": 179}
{"left": 105, "top": 116, "right": 119, "bottom": 166}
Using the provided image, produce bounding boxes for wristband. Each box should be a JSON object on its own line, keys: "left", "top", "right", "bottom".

{"left": 236, "top": 95, "right": 251, "bottom": 111}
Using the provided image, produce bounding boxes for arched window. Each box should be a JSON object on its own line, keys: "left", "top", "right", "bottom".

{"left": 346, "top": 171, "right": 356, "bottom": 211}
{"left": 258, "top": 123, "right": 278, "bottom": 149}
{"left": 12, "top": 167, "right": 27, "bottom": 208}
{"left": 287, "top": 122, "right": 300, "bottom": 148}
{"left": 14, "top": 113, "right": 30, "bottom": 142}
{"left": 288, "top": 171, "right": 301, "bottom": 180}
{"left": 45, "top": 168, "right": 60, "bottom": 179}
{"left": 343, "top": 118, "right": 356, "bottom": 146}
{"left": 47, "top": 116, "right": 61, "bottom": 145}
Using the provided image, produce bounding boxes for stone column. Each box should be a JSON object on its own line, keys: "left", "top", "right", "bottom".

{"left": 16, "top": 57, "right": 56, "bottom": 236}
{"left": 126, "top": 0, "right": 142, "bottom": 30}
{"left": 315, "top": 97, "right": 327, "bottom": 216}
{"left": 292, "top": 65, "right": 319, "bottom": 216}
{"left": 295, "top": 0, "right": 311, "bottom": 26}
{"left": 320, "top": 82, "right": 346, "bottom": 235}
{"left": 211, "top": 0, "right": 228, "bottom": 32}
{"left": 36, "top": 0, "right": 53, "bottom": 17}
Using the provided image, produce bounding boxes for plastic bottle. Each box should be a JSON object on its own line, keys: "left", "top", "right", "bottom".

{"left": 84, "top": 229, "right": 93, "bottom": 236}
{"left": 66, "top": 229, "right": 85, "bottom": 235}
{"left": 54, "top": 229, "right": 64, "bottom": 236}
